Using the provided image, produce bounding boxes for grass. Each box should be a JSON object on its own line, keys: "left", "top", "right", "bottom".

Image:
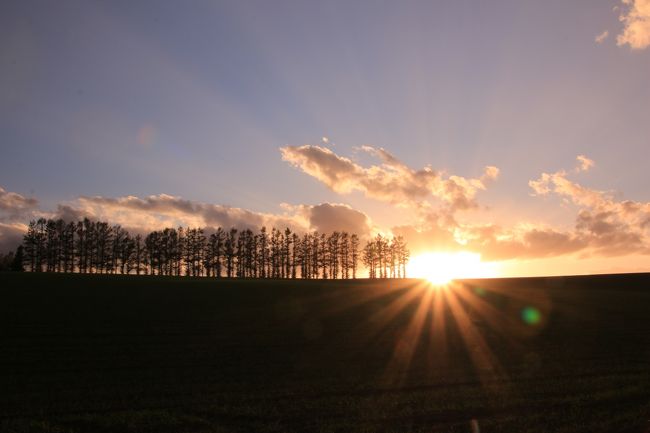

{"left": 1, "top": 272, "right": 650, "bottom": 432}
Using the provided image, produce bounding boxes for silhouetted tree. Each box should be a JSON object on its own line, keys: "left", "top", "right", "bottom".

{"left": 16, "top": 217, "right": 409, "bottom": 279}
{"left": 291, "top": 232, "right": 299, "bottom": 279}
{"left": 11, "top": 246, "right": 25, "bottom": 271}
{"left": 134, "top": 234, "right": 144, "bottom": 275}
{"left": 224, "top": 228, "right": 237, "bottom": 278}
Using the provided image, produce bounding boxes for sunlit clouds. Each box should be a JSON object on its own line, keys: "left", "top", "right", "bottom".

{"left": 616, "top": 0, "right": 650, "bottom": 49}
{"left": 0, "top": 187, "right": 38, "bottom": 251}
{"left": 461, "top": 155, "right": 650, "bottom": 260}
{"left": 56, "top": 194, "right": 377, "bottom": 238}
{"left": 0, "top": 185, "right": 375, "bottom": 248}
{"left": 0, "top": 221, "right": 28, "bottom": 253}
{"left": 1, "top": 147, "right": 649, "bottom": 276}
{"left": 281, "top": 144, "right": 499, "bottom": 213}
{"left": 280, "top": 149, "right": 650, "bottom": 267}
{"left": 0, "top": 186, "right": 38, "bottom": 217}
{"left": 1, "top": 1, "right": 649, "bottom": 277}
{"left": 575, "top": 155, "right": 595, "bottom": 173}
{"left": 528, "top": 157, "right": 650, "bottom": 256}
{"left": 595, "top": 30, "right": 609, "bottom": 44}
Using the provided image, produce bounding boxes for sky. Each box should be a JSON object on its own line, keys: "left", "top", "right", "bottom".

{"left": 1, "top": 0, "right": 649, "bottom": 277}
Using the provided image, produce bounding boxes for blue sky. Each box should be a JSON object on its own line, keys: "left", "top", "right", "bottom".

{"left": 1, "top": 0, "right": 649, "bottom": 275}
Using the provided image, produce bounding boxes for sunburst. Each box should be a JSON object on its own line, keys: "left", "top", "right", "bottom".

{"left": 407, "top": 251, "right": 500, "bottom": 285}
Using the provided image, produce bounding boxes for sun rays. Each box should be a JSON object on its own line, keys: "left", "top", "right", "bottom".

{"left": 288, "top": 260, "right": 550, "bottom": 397}
{"left": 319, "top": 277, "right": 553, "bottom": 395}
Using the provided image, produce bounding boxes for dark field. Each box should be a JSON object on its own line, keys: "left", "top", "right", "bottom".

{"left": 1, "top": 273, "right": 650, "bottom": 432}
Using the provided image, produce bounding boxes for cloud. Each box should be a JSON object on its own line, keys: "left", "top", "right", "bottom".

{"left": 527, "top": 156, "right": 650, "bottom": 256}
{"left": 0, "top": 187, "right": 39, "bottom": 253}
{"left": 616, "top": 0, "right": 650, "bottom": 49}
{"left": 65, "top": 194, "right": 309, "bottom": 234}
{"left": 62, "top": 195, "right": 375, "bottom": 240}
{"left": 280, "top": 144, "right": 499, "bottom": 213}
{"left": 303, "top": 203, "right": 372, "bottom": 237}
{"left": 0, "top": 222, "right": 27, "bottom": 253}
{"left": 3, "top": 151, "right": 650, "bottom": 266}
{"left": 279, "top": 146, "right": 650, "bottom": 262}
{"left": 389, "top": 217, "right": 589, "bottom": 262}
{"left": 0, "top": 186, "right": 38, "bottom": 219}
{"left": 400, "top": 154, "right": 650, "bottom": 261}
{"left": 576, "top": 155, "right": 595, "bottom": 172}
{"left": 0, "top": 186, "right": 39, "bottom": 252}
{"left": 575, "top": 209, "right": 646, "bottom": 255}
{"left": 595, "top": 30, "right": 609, "bottom": 44}
{"left": 463, "top": 224, "right": 588, "bottom": 261}
{"left": 0, "top": 184, "right": 378, "bottom": 253}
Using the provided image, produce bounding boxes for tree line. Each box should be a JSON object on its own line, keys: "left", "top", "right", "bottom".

{"left": 17, "top": 218, "right": 410, "bottom": 279}
{"left": 0, "top": 247, "right": 24, "bottom": 272}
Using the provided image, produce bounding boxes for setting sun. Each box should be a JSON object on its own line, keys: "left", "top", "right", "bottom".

{"left": 407, "top": 251, "right": 499, "bottom": 284}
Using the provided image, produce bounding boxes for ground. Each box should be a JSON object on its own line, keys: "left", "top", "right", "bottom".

{"left": 1, "top": 272, "right": 650, "bottom": 432}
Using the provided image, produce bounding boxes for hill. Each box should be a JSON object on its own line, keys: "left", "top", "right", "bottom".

{"left": 1, "top": 272, "right": 649, "bottom": 432}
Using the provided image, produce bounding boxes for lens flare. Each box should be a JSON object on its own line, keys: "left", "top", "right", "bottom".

{"left": 521, "top": 306, "right": 541, "bottom": 325}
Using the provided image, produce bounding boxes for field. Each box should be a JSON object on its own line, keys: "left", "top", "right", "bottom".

{"left": 1, "top": 272, "right": 650, "bottom": 433}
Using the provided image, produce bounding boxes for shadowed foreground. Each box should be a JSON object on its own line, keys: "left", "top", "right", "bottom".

{"left": 1, "top": 272, "right": 650, "bottom": 432}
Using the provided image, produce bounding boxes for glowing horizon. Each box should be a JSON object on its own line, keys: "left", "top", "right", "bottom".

{"left": 1, "top": 1, "right": 650, "bottom": 277}
{"left": 407, "top": 251, "right": 501, "bottom": 284}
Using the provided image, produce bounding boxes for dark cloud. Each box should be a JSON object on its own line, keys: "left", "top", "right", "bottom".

{"left": 465, "top": 225, "right": 588, "bottom": 261}
{"left": 307, "top": 203, "right": 371, "bottom": 237}
{"left": 0, "top": 222, "right": 26, "bottom": 253}
{"left": 575, "top": 210, "right": 646, "bottom": 256}
{"left": 71, "top": 194, "right": 307, "bottom": 233}
{"left": 54, "top": 205, "right": 92, "bottom": 222}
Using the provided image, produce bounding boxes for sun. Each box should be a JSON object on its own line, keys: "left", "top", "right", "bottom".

{"left": 407, "top": 251, "right": 499, "bottom": 285}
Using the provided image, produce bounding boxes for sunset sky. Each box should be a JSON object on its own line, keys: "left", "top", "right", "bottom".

{"left": 1, "top": 0, "right": 650, "bottom": 277}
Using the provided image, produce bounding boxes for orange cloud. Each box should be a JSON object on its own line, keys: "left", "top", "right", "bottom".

{"left": 280, "top": 144, "right": 499, "bottom": 213}
{"left": 595, "top": 30, "right": 609, "bottom": 44}
{"left": 0, "top": 186, "right": 40, "bottom": 252}
{"left": 527, "top": 156, "right": 650, "bottom": 256}
{"left": 617, "top": 0, "right": 650, "bottom": 49}
{"left": 0, "top": 186, "right": 38, "bottom": 217}
{"left": 576, "top": 155, "right": 595, "bottom": 172}
{"left": 463, "top": 224, "right": 587, "bottom": 261}
{"left": 397, "top": 154, "right": 650, "bottom": 261}
{"left": 2, "top": 150, "right": 650, "bottom": 268}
